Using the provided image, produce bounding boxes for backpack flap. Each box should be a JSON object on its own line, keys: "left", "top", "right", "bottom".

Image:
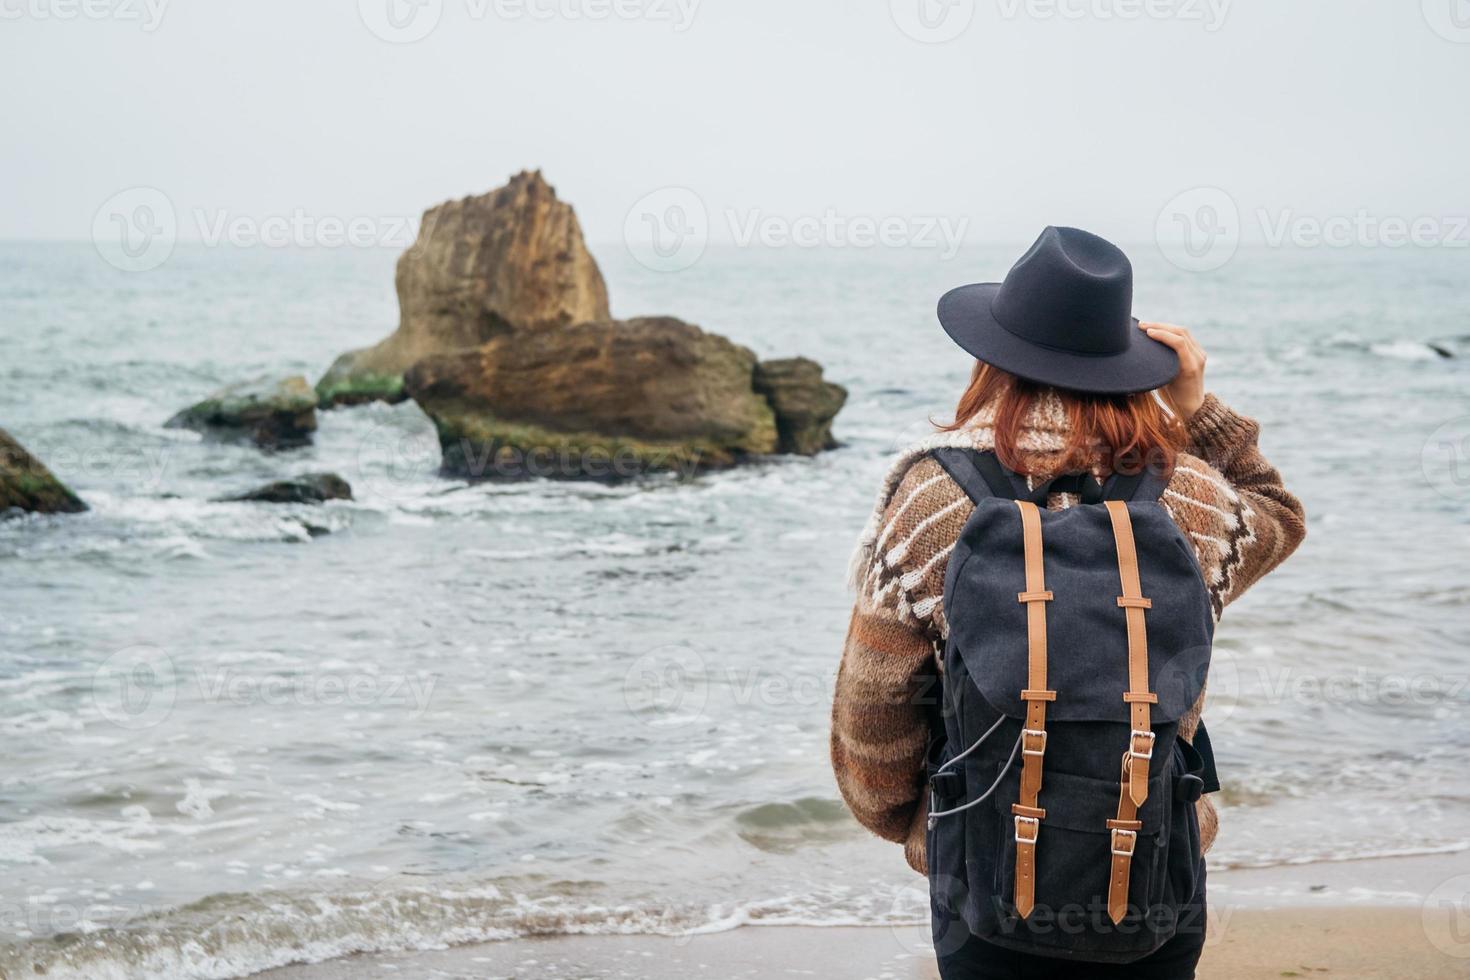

{"left": 944, "top": 498, "right": 1214, "bottom": 725}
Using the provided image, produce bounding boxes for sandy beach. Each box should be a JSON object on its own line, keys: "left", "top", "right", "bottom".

{"left": 255, "top": 854, "right": 1470, "bottom": 979}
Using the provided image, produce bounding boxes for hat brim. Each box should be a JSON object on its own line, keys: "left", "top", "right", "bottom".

{"left": 938, "top": 283, "right": 1180, "bottom": 396}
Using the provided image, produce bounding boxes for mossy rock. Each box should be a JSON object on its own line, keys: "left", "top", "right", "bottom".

{"left": 426, "top": 408, "right": 758, "bottom": 480}
{"left": 404, "top": 316, "right": 782, "bottom": 480}
{"left": 0, "top": 429, "right": 87, "bottom": 515}
{"left": 315, "top": 350, "right": 407, "bottom": 408}
{"left": 167, "top": 375, "right": 318, "bottom": 449}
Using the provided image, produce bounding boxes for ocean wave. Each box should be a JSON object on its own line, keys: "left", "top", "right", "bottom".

{"left": 3, "top": 832, "right": 1463, "bottom": 980}
{"left": 0, "top": 878, "right": 927, "bottom": 980}
{"left": 1311, "top": 331, "right": 1461, "bottom": 361}
{"left": 0, "top": 812, "right": 264, "bottom": 867}
{"left": 733, "top": 798, "right": 855, "bottom": 854}
{"left": 0, "top": 492, "right": 360, "bottom": 561}
{"left": 1369, "top": 339, "right": 1453, "bottom": 361}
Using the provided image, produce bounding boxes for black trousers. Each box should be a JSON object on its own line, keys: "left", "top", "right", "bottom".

{"left": 935, "top": 868, "right": 1207, "bottom": 980}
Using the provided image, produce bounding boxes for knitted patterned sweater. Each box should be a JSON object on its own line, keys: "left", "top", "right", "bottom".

{"left": 831, "top": 393, "right": 1306, "bottom": 875}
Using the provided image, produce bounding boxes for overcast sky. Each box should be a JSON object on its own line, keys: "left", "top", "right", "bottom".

{"left": 3, "top": 0, "right": 1466, "bottom": 248}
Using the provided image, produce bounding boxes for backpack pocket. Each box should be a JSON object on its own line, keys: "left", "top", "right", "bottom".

{"left": 925, "top": 738, "right": 967, "bottom": 881}
{"left": 987, "top": 755, "right": 1171, "bottom": 954}
{"left": 925, "top": 739, "right": 977, "bottom": 957}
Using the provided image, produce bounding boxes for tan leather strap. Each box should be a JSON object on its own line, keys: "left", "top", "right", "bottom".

{"left": 1012, "top": 500, "right": 1054, "bottom": 920}
{"left": 1107, "top": 753, "right": 1141, "bottom": 924}
{"left": 1103, "top": 501, "right": 1159, "bottom": 924}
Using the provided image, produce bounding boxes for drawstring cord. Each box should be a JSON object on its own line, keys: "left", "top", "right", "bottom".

{"left": 936, "top": 713, "right": 1006, "bottom": 775}
{"left": 927, "top": 723, "right": 1024, "bottom": 829}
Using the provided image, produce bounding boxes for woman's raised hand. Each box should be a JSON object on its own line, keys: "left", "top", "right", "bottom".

{"left": 1140, "top": 322, "right": 1207, "bottom": 421}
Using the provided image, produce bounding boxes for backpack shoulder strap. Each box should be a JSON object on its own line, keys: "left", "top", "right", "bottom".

{"left": 935, "top": 450, "right": 1172, "bottom": 505}
{"left": 1101, "top": 467, "right": 1171, "bottom": 503}
{"left": 931, "top": 448, "right": 1017, "bottom": 503}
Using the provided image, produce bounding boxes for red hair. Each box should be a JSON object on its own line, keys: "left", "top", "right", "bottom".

{"left": 939, "top": 362, "right": 1186, "bottom": 478}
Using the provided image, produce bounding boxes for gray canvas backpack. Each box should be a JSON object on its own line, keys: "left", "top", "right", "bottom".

{"left": 925, "top": 448, "right": 1215, "bottom": 963}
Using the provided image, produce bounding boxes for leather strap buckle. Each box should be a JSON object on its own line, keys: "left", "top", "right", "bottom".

{"left": 1014, "top": 815, "right": 1040, "bottom": 844}
{"left": 1110, "top": 828, "right": 1137, "bottom": 857}
{"left": 1021, "top": 729, "right": 1048, "bottom": 757}
{"left": 1129, "top": 730, "right": 1156, "bottom": 761}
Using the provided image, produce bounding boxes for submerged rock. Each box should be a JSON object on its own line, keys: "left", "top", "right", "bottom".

{"left": 0, "top": 428, "right": 88, "bottom": 515}
{"left": 753, "top": 358, "right": 848, "bottom": 456}
{"left": 317, "top": 171, "right": 610, "bottom": 407}
{"left": 167, "top": 376, "right": 318, "bottom": 449}
{"left": 404, "top": 317, "right": 778, "bottom": 479}
{"left": 222, "top": 473, "right": 353, "bottom": 504}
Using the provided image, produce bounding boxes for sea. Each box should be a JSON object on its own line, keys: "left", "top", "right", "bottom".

{"left": 1, "top": 241, "right": 1467, "bottom": 978}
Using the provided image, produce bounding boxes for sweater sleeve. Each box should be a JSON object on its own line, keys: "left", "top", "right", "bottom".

{"left": 831, "top": 459, "right": 967, "bottom": 873}
{"left": 1165, "top": 393, "right": 1307, "bottom": 617}
{"left": 830, "top": 605, "right": 936, "bottom": 854}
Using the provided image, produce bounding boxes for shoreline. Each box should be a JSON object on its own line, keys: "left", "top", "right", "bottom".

{"left": 252, "top": 911, "right": 1463, "bottom": 980}
{"left": 253, "top": 852, "right": 1470, "bottom": 979}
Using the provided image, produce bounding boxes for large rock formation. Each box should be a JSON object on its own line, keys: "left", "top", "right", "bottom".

{"left": 0, "top": 429, "right": 87, "bottom": 515}
{"left": 405, "top": 317, "right": 779, "bottom": 479}
{"left": 167, "top": 376, "right": 318, "bottom": 449}
{"left": 318, "top": 171, "right": 610, "bottom": 407}
{"left": 321, "top": 170, "right": 845, "bottom": 478}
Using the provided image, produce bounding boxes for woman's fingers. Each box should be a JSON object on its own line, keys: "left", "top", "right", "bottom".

{"left": 1138, "top": 322, "right": 1208, "bottom": 419}
{"left": 1140, "top": 323, "right": 1192, "bottom": 359}
{"left": 1139, "top": 322, "right": 1205, "bottom": 373}
{"left": 1139, "top": 321, "right": 1191, "bottom": 344}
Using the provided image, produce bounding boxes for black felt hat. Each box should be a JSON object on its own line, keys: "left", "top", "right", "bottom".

{"left": 938, "top": 227, "right": 1179, "bottom": 394}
